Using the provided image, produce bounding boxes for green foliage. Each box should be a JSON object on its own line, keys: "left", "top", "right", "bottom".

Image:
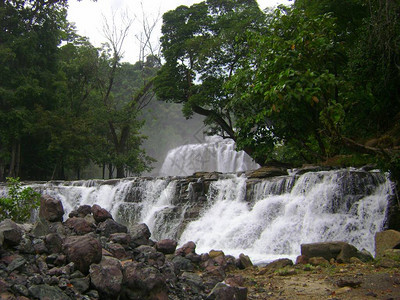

{"left": 155, "top": 0, "right": 264, "bottom": 149}
{"left": 0, "top": 177, "right": 40, "bottom": 223}
{"left": 228, "top": 6, "right": 344, "bottom": 163}
{"left": 0, "top": 1, "right": 157, "bottom": 180}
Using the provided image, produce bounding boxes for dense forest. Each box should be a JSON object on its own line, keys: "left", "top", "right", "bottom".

{"left": 1, "top": 0, "right": 400, "bottom": 182}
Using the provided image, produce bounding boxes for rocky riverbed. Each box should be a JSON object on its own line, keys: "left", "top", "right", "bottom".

{"left": 1, "top": 195, "right": 400, "bottom": 299}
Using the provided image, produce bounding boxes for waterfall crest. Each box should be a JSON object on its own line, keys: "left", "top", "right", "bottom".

{"left": 159, "top": 136, "right": 260, "bottom": 176}
{"left": 5, "top": 168, "right": 393, "bottom": 263}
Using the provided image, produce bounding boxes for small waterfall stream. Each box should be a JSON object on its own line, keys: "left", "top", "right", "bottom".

{"left": 159, "top": 136, "right": 260, "bottom": 176}
{"left": 5, "top": 168, "right": 392, "bottom": 264}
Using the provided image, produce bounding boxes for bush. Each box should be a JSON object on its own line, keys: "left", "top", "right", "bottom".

{"left": 0, "top": 177, "right": 40, "bottom": 223}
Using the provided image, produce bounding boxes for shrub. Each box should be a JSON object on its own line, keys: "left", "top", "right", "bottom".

{"left": 0, "top": 177, "right": 40, "bottom": 223}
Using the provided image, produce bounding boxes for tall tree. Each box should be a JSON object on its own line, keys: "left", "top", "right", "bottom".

{"left": 0, "top": 0, "right": 69, "bottom": 179}
{"left": 154, "top": 0, "right": 265, "bottom": 161}
{"left": 228, "top": 6, "right": 345, "bottom": 163}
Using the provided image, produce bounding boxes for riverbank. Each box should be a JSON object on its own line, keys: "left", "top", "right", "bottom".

{"left": 234, "top": 260, "right": 400, "bottom": 299}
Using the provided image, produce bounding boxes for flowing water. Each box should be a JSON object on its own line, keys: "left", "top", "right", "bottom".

{"left": 179, "top": 170, "right": 392, "bottom": 263}
{"left": 159, "top": 136, "right": 260, "bottom": 176}
{"left": 6, "top": 168, "right": 392, "bottom": 264}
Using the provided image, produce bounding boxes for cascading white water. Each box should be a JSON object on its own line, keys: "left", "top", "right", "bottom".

{"left": 31, "top": 178, "right": 180, "bottom": 240}
{"left": 159, "top": 136, "right": 260, "bottom": 176}
{"left": 3, "top": 168, "right": 392, "bottom": 264}
{"left": 178, "top": 169, "right": 392, "bottom": 263}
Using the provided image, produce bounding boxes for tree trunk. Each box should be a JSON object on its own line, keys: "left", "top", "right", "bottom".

{"left": 8, "top": 141, "right": 17, "bottom": 178}
{"left": 108, "top": 163, "right": 113, "bottom": 179}
{"left": 116, "top": 165, "right": 125, "bottom": 178}
{"left": 15, "top": 142, "right": 20, "bottom": 177}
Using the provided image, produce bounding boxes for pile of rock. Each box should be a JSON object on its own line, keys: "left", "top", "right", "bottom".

{"left": 0, "top": 195, "right": 250, "bottom": 300}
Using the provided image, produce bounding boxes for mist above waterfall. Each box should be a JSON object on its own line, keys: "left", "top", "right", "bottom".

{"left": 159, "top": 136, "right": 260, "bottom": 176}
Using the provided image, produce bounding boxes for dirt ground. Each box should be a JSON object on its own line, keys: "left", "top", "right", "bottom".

{"left": 232, "top": 261, "right": 400, "bottom": 300}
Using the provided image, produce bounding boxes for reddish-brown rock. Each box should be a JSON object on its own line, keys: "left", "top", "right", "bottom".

{"left": 63, "top": 234, "right": 102, "bottom": 274}
{"left": 91, "top": 204, "right": 113, "bottom": 223}
{"left": 39, "top": 195, "right": 64, "bottom": 222}
{"left": 64, "top": 217, "right": 96, "bottom": 235}
{"left": 156, "top": 239, "right": 177, "bottom": 254}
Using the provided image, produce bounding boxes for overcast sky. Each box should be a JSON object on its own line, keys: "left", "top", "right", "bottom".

{"left": 67, "top": 0, "right": 292, "bottom": 63}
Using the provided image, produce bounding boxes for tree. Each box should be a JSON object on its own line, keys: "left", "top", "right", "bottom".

{"left": 0, "top": 0, "right": 69, "bottom": 180}
{"left": 227, "top": 6, "right": 346, "bottom": 163}
{"left": 94, "top": 12, "right": 156, "bottom": 178}
{"left": 154, "top": 0, "right": 265, "bottom": 161}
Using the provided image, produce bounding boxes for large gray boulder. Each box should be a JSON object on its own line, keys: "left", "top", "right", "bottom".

{"left": 0, "top": 219, "right": 23, "bottom": 247}
{"left": 301, "top": 241, "right": 359, "bottom": 263}
{"left": 63, "top": 234, "right": 102, "bottom": 274}
{"left": 375, "top": 230, "right": 400, "bottom": 257}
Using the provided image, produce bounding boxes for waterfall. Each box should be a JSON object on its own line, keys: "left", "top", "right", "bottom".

{"left": 159, "top": 136, "right": 260, "bottom": 176}
{"left": 179, "top": 169, "right": 392, "bottom": 263}
{"left": 1, "top": 168, "right": 393, "bottom": 264}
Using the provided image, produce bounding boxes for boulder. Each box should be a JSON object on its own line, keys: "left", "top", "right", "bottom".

{"left": 6, "top": 255, "right": 26, "bottom": 272}
{"left": 134, "top": 245, "right": 165, "bottom": 267}
{"left": 0, "top": 219, "right": 23, "bottom": 247}
{"left": 97, "top": 219, "right": 127, "bottom": 237}
{"left": 375, "top": 230, "right": 400, "bottom": 257}
{"left": 309, "top": 256, "right": 330, "bottom": 266}
{"left": 172, "top": 255, "right": 194, "bottom": 273}
{"left": 176, "top": 241, "right": 196, "bottom": 256}
{"left": 69, "top": 277, "right": 90, "bottom": 294}
{"left": 76, "top": 205, "right": 92, "bottom": 217}
{"left": 64, "top": 217, "right": 96, "bottom": 235}
{"left": 28, "top": 284, "right": 70, "bottom": 300}
{"left": 122, "top": 261, "right": 167, "bottom": 300}
{"left": 258, "top": 258, "right": 293, "bottom": 275}
{"left": 129, "top": 223, "right": 151, "bottom": 246}
{"left": 179, "top": 272, "right": 205, "bottom": 295}
{"left": 109, "top": 233, "right": 131, "bottom": 246}
{"left": 209, "top": 250, "right": 224, "bottom": 259}
{"left": 295, "top": 255, "right": 309, "bottom": 265}
{"left": 106, "top": 243, "right": 127, "bottom": 260}
{"left": 89, "top": 256, "right": 123, "bottom": 298}
{"left": 63, "top": 234, "right": 102, "bottom": 274}
{"left": 39, "top": 195, "right": 64, "bottom": 222}
{"left": 156, "top": 239, "right": 177, "bottom": 254}
{"left": 44, "top": 233, "right": 63, "bottom": 254}
{"left": 206, "top": 282, "right": 247, "bottom": 300}
{"left": 301, "top": 241, "right": 359, "bottom": 263}
{"left": 91, "top": 204, "right": 113, "bottom": 223}
{"left": 236, "top": 253, "right": 253, "bottom": 269}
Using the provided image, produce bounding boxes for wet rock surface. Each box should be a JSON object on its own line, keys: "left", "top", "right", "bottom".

{"left": 0, "top": 198, "right": 252, "bottom": 300}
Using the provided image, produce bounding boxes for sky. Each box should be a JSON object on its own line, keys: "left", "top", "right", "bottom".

{"left": 67, "top": 0, "right": 292, "bottom": 63}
